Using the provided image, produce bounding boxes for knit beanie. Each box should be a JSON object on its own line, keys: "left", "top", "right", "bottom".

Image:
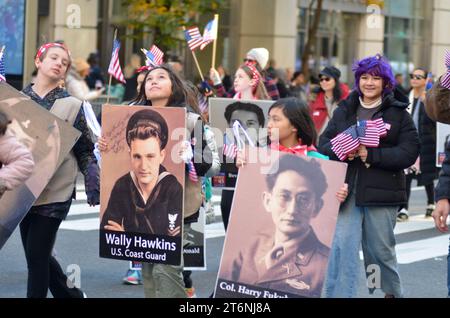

{"left": 246, "top": 48, "right": 269, "bottom": 69}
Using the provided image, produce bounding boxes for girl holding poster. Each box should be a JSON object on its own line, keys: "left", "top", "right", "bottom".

{"left": 99, "top": 64, "right": 218, "bottom": 298}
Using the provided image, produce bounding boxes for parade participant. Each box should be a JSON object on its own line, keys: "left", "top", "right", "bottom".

{"left": 319, "top": 54, "right": 419, "bottom": 298}
{"left": 397, "top": 68, "right": 437, "bottom": 221}
{"left": 210, "top": 63, "right": 269, "bottom": 100}
{"left": 20, "top": 42, "right": 99, "bottom": 298}
{"left": 99, "top": 64, "right": 219, "bottom": 298}
{"left": 309, "top": 66, "right": 349, "bottom": 136}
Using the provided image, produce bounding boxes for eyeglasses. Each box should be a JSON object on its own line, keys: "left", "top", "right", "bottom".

{"left": 409, "top": 74, "right": 426, "bottom": 80}
{"left": 319, "top": 77, "right": 331, "bottom": 82}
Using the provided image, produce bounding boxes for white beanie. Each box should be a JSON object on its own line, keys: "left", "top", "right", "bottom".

{"left": 246, "top": 48, "right": 269, "bottom": 69}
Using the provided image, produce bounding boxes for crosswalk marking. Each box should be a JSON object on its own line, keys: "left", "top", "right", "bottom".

{"left": 60, "top": 217, "right": 99, "bottom": 231}
{"left": 65, "top": 185, "right": 449, "bottom": 265}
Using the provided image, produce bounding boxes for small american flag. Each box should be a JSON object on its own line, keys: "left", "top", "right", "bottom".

{"left": 184, "top": 27, "right": 203, "bottom": 51}
{"left": 372, "top": 118, "right": 387, "bottom": 137}
{"left": 0, "top": 49, "right": 5, "bottom": 82}
{"left": 223, "top": 134, "right": 238, "bottom": 159}
{"left": 200, "top": 19, "right": 218, "bottom": 50}
{"left": 108, "top": 39, "right": 126, "bottom": 84}
{"left": 143, "top": 45, "right": 164, "bottom": 66}
{"left": 356, "top": 120, "right": 380, "bottom": 147}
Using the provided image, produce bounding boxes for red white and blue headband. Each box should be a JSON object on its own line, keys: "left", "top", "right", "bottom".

{"left": 243, "top": 62, "right": 261, "bottom": 87}
{"left": 35, "top": 43, "right": 71, "bottom": 60}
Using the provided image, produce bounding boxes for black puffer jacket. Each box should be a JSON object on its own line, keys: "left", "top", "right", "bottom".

{"left": 319, "top": 90, "right": 419, "bottom": 206}
{"left": 411, "top": 98, "right": 438, "bottom": 185}
{"left": 435, "top": 139, "right": 450, "bottom": 201}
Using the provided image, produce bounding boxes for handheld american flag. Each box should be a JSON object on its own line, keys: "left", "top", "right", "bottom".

{"left": 200, "top": 19, "right": 218, "bottom": 50}
{"left": 223, "top": 133, "right": 238, "bottom": 159}
{"left": 0, "top": 48, "right": 5, "bottom": 82}
{"left": 142, "top": 45, "right": 164, "bottom": 67}
{"left": 356, "top": 120, "right": 380, "bottom": 147}
{"left": 441, "top": 49, "right": 450, "bottom": 89}
{"left": 184, "top": 27, "right": 203, "bottom": 51}
{"left": 108, "top": 39, "right": 126, "bottom": 84}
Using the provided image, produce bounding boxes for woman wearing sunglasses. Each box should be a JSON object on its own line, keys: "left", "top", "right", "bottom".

{"left": 396, "top": 68, "right": 438, "bottom": 221}
{"left": 309, "top": 66, "right": 350, "bottom": 136}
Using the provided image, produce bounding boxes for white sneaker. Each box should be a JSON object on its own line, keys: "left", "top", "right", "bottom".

{"left": 397, "top": 208, "right": 409, "bottom": 222}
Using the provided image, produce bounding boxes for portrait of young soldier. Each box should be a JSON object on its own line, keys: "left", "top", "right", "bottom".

{"left": 227, "top": 154, "right": 329, "bottom": 297}
{"left": 100, "top": 109, "right": 183, "bottom": 236}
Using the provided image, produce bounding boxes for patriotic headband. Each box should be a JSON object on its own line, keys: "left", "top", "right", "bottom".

{"left": 243, "top": 62, "right": 261, "bottom": 87}
{"left": 441, "top": 50, "right": 450, "bottom": 90}
{"left": 136, "top": 65, "right": 152, "bottom": 73}
{"left": 36, "top": 43, "right": 71, "bottom": 60}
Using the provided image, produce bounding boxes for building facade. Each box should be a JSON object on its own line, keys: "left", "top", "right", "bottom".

{"left": 1, "top": 0, "right": 449, "bottom": 88}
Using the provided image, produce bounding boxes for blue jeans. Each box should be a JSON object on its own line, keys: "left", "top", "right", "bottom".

{"left": 324, "top": 192, "right": 403, "bottom": 298}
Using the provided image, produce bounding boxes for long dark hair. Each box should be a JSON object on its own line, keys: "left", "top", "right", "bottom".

{"left": 268, "top": 97, "right": 317, "bottom": 146}
{"left": 0, "top": 111, "right": 11, "bottom": 136}
{"left": 319, "top": 78, "right": 342, "bottom": 104}
{"left": 131, "top": 64, "right": 203, "bottom": 120}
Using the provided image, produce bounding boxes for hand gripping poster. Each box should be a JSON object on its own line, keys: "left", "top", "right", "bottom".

{"left": 215, "top": 150, "right": 347, "bottom": 298}
{"left": 99, "top": 105, "right": 186, "bottom": 266}
{"left": 0, "top": 83, "right": 80, "bottom": 249}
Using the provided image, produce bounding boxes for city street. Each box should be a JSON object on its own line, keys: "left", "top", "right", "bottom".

{"left": 0, "top": 178, "right": 448, "bottom": 298}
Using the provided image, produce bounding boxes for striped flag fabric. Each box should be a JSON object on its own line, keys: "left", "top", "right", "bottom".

{"left": 200, "top": 19, "right": 218, "bottom": 50}
{"left": 356, "top": 120, "right": 380, "bottom": 147}
{"left": 223, "top": 133, "right": 238, "bottom": 159}
{"left": 0, "top": 50, "right": 5, "bottom": 82}
{"left": 142, "top": 45, "right": 164, "bottom": 67}
{"left": 108, "top": 39, "right": 126, "bottom": 83}
{"left": 184, "top": 27, "right": 203, "bottom": 51}
{"left": 441, "top": 49, "right": 450, "bottom": 89}
{"left": 188, "top": 160, "right": 198, "bottom": 182}
{"left": 331, "top": 119, "right": 390, "bottom": 161}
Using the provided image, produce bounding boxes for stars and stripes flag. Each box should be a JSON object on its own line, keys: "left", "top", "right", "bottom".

{"left": 223, "top": 133, "right": 238, "bottom": 159}
{"left": 142, "top": 45, "right": 164, "bottom": 67}
{"left": 331, "top": 119, "right": 390, "bottom": 161}
{"left": 356, "top": 120, "right": 380, "bottom": 147}
{"left": 108, "top": 39, "right": 126, "bottom": 83}
{"left": 331, "top": 126, "right": 360, "bottom": 161}
{"left": 200, "top": 18, "right": 218, "bottom": 50}
{"left": 184, "top": 27, "right": 203, "bottom": 51}
{"left": 0, "top": 48, "right": 5, "bottom": 82}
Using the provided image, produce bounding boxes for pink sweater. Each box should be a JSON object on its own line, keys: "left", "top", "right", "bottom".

{"left": 0, "top": 131, "right": 35, "bottom": 190}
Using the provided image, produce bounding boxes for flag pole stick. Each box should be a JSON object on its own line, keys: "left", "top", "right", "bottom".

{"left": 182, "top": 26, "right": 204, "bottom": 81}
{"left": 106, "top": 29, "right": 118, "bottom": 105}
{"left": 211, "top": 14, "right": 219, "bottom": 69}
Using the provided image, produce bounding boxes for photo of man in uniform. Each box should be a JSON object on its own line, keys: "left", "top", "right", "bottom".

{"left": 100, "top": 109, "right": 183, "bottom": 237}
{"left": 224, "top": 154, "right": 330, "bottom": 298}
{"left": 224, "top": 101, "right": 265, "bottom": 146}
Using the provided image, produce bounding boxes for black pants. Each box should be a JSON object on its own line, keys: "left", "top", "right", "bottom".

{"left": 19, "top": 213, "right": 83, "bottom": 298}
{"left": 402, "top": 174, "right": 435, "bottom": 210}
{"left": 220, "top": 190, "right": 234, "bottom": 231}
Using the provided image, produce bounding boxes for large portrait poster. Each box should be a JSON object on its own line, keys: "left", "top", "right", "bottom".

{"left": 214, "top": 150, "right": 347, "bottom": 298}
{"left": 208, "top": 97, "right": 274, "bottom": 188}
{"left": 99, "top": 105, "right": 186, "bottom": 265}
{"left": 183, "top": 204, "right": 206, "bottom": 269}
{"left": 436, "top": 123, "right": 450, "bottom": 167}
{"left": 0, "top": 83, "right": 80, "bottom": 249}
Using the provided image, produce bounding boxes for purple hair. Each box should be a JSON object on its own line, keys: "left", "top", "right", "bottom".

{"left": 352, "top": 54, "right": 396, "bottom": 97}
